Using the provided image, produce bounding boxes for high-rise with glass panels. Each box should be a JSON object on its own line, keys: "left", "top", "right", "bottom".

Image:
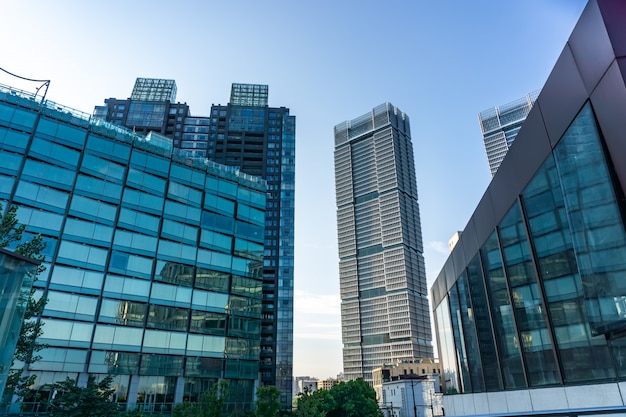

{"left": 95, "top": 81, "right": 295, "bottom": 406}
{"left": 0, "top": 84, "right": 266, "bottom": 413}
{"left": 432, "top": 1, "right": 626, "bottom": 416}
{"left": 478, "top": 91, "right": 539, "bottom": 176}
{"left": 334, "top": 103, "right": 433, "bottom": 384}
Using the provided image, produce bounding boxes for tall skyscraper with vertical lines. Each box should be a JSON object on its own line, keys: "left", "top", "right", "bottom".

{"left": 334, "top": 103, "right": 433, "bottom": 383}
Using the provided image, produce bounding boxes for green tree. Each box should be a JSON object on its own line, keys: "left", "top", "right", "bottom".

{"left": 294, "top": 379, "right": 381, "bottom": 417}
{"left": 326, "top": 379, "right": 382, "bottom": 417}
{"left": 172, "top": 381, "right": 229, "bottom": 417}
{"left": 255, "top": 386, "right": 281, "bottom": 417}
{"left": 0, "top": 204, "right": 47, "bottom": 405}
{"left": 294, "top": 388, "right": 335, "bottom": 417}
{"left": 44, "top": 375, "right": 121, "bottom": 417}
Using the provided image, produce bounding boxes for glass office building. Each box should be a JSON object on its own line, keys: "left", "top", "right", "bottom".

{"left": 0, "top": 84, "right": 266, "bottom": 412}
{"left": 478, "top": 91, "right": 539, "bottom": 177}
{"left": 334, "top": 103, "right": 433, "bottom": 384}
{"left": 431, "top": 1, "right": 626, "bottom": 415}
{"left": 95, "top": 82, "right": 296, "bottom": 407}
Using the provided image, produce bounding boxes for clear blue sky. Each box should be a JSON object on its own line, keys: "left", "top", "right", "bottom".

{"left": 2, "top": 0, "right": 587, "bottom": 380}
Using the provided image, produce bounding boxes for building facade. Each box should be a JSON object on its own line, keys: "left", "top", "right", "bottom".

{"left": 0, "top": 84, "right": 267, "bottom": 412}
{"left": 334, "top": 103, "right": 433, "bottom": 384}
{"left": 380, "top": 376, "right": 442, "bottom": 417}
{"left": 478, "top": 91, "right": 539, "bottom": 176}
{"left": 95, "top": 81, "right": 296, "bottom": 406}
{"left": 431, "top": 1, "right": 626, "bottom": 416}
{"left": 372, "top": 358, "right": 442, "bottom": 402}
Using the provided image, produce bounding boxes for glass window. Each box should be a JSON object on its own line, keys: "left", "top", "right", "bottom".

{"left": 63, "top": 218, "right": 113, "bottom": 246}
{"left": 88, "top": 351, "right": 139, "bottom": 375}
{"left": 435, "top": 296, "right": 459, "bottom": 393}
{"left": 103, "top": 275, "right": 150, "bottom": 302}
{"left": 199, "top": 230, "right": 232, "bottom": 253}
{"left": 157, "top": 239, "right": 197, "bottom": 264}
{"left": 36, "top": 118, "right": 87, "bottom": 148}
{"left": 16, "top": 206, "right": 63, "bottom": 234}
{"left": 108, "top": 251, "right": 154, "bottom": 279}
{"left": 186, "top": 334, "right": 225, "bottom": 357}
{"left": 168, "top": 181, "right": 202, "bottom": 206}
{"left": 147, "top": 305, "right": 189, "bottom": 332}
{"left": 130, "top": 150, "right": 170, "bottom": 178}
{"left": 553, "top": 103, "right": 626, "bottom": 336}
{"left": 49, "top": 266, "right": 103, "bottom": 295}
{"left": 118, "top": 207, "right": 160, "bottom": 236}
{"left": 113, "top": 230, "right": 158, "bottom": 256}
{"left": 86, "top": 134, "right": 130, "bottom": 162}
{"left": 522, "top": 151, "right": 615, "bottom": 382}
{"left": 93, "top": 325, "right": 144, "bottom": 351}
{"left": 164, "top": 200, "right": 201, "bottom": 224}
{"left": 195, "top": 268, "right": 230, "bottom": 293}
{"left": 142, "top": 330, "right": 187, "bottom": 355}
{"left": 74, "top": 174, "right": 123, "bottom": 203}
{"left": 81, "top": 153, "right": 126, "bottom": 182}
{"left": 22, "top": 159, "right": 75, "bottom": 190}
{"left": 162, "top": 219, "right": 198, "bottom": 245}
{"left": 150, "top": 282, "right": 192, "bottom": 307}
{"left": 0, "top": 127, "right": 29, "bottom": 153}
{"left": 29, "top": 347, "right": 87, "bottom": 372}
{"left": 99, "top": 299, "right": 147, "bottom": 327}
{"left": 69, "top": 195, "right": 117, "bottom": 224}
{"left": 127, "top": 168, "right": 166, "bottom": 195}
{"left": 57, "top": 240, "right": 108, "bottom": 270}
{"left": 481, "top": 231, "right": 525, "bottom": 389}
{"left": 40, "top": 319, "right": 93, "bottom": 348}
{"left": 139, "top": 355, "right": 183, "bottom": 377}
{"left": 499, "top": 202, "right": 558, "bottom": 386}
{"left": 44, "top": 291, "right": 98, "bottom": 321}
{"left": 155, "top": 261, "right": 194, "bottom": 287}
{"left": 189, "top": 311, "right": 226, "bottom": 336}
{"left": 29, "top": 136, "right": 80, "bottom": 168}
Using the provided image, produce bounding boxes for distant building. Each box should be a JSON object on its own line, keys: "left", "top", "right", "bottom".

{"left": 372, "top": 358, "right": 442, "bottom": 402}
{"left": 447, "top": 232, "right": 462, "bottom": 253}
{"left": 380, "top": 375, "right": 443, "bottom": 417}
{"left": 297, "top": 379, "right": 318, "bottom": 395}
{"left": 317, "top": 378, "right": 340, "bottom": 391}
{"left": 432, "top": 1, "right": 626, "bottom": 416}
{"left": 0, "top": 248, "right": 39, "bottom": 396}
{"left": 334, "top": 103, "right": 433, "bottom": 384}
{"left": 478, "top": 91, "right": 539, "bottom": 176}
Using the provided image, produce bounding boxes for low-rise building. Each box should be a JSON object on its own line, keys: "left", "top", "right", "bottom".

{"left": 381, "top": 374, "right": 443, "bottom": 417}
{"left": 373, "top": 358, "right": 442, "bottom": 402}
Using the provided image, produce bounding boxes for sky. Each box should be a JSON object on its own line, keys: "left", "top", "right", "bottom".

{"left": 1, "top": 0, "right": 588, "bottom": 380}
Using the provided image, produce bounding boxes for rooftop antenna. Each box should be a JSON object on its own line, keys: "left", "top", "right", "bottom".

{"left": 0, "top": 66, "right": 50, "bottom": 103}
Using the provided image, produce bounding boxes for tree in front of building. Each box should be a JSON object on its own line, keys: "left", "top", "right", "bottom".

{"left": 294, "top": 379, "right": 382, "bottom": 417}
{"left": 0, "top": 203, "right": 47, "bottom": 405}
{"left": 44, "top": 375, "right": 121, "bottom": 417}
{"left": 172, "top": 381, "right": 230, "bottom": 417}
{"left": 255, "top": 386, "right": 281, "bottom": 417}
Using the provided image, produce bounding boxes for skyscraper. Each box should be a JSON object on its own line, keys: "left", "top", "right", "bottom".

{"left": 95, "top": 81, "right": 295, "bottom": 406}
{"left": 0, "top": 84, "right": 266, "bottom": 412}
{"left": 432, "top": 1, "right": 626, "bottom": 415}
{"left": 478, "top": 91, "right": 539, "bottom": 176}
{"left": 334, "top": 103, "right": 433, "bottom": 384}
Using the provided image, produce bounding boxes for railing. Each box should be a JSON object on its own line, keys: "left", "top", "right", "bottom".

{"left": 2, "top": 401, "right": 177, "bottom": 416}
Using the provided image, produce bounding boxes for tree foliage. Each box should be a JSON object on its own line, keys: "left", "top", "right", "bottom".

{"left": 44, "top": 375, "right": 121, "bottom": 417}
{"left": 255, "top": 386, "right": 281, "bottom": 417}
{"left": 294, "top": 379, "right": 382, "bottom": 417}
{"left": 0, "top": 204, "right": 47, "bottom": 404}
{"left": 172, "top": 381, "right": 229, "bottom": 417}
